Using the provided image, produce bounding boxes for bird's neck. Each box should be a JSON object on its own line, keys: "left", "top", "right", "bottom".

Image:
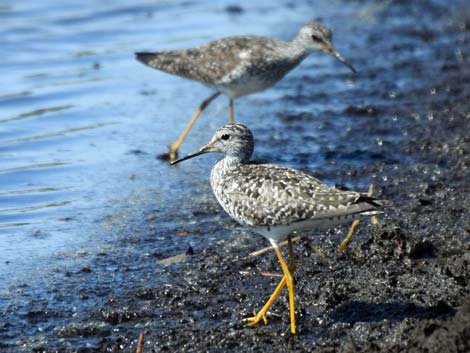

{"left": 212, "top": 155, "right": 243, "bottom": 177}
{"left": 288, "top": 37, "right": 315, "bottom": 59}
{"left": 220, "top": 155, "right": 244, "bottom": 170}
{"left": 211, "top": 156, "right": 243, "bottom": 191}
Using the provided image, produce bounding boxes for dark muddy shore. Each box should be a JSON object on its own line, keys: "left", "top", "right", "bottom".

{"left": 1, "top": 1, "right": 469, "bottom": 352}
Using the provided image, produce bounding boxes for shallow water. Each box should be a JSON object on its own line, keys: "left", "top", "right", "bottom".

{"left": 0, "top": 0, "right": 468, "bottom": 350}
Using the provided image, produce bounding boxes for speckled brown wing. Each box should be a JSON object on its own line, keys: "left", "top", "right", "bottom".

{"left": 135, "top": 36, "right": 282, "bottom": 85}
{"left": 217, "top": 163, "right": 376, "bottom": 226}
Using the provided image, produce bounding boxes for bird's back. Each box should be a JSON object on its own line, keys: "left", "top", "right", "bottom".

{"left": 136, "top": 35, "right": 302, "bottom": 96}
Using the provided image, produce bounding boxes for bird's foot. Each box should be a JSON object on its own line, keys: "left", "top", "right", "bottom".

{"left": 157, "top": 145, "right": 179, "bottom": 162}
{"left": 243, "top": 310, "right": 269, "bottom": 327}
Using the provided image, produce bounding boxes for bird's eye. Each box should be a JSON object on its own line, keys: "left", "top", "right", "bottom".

{"left": 221, "top": 134, "right": 230, "bottom": 141}
{"left": 311, "top": 35, "right": 322, "bottom": 42}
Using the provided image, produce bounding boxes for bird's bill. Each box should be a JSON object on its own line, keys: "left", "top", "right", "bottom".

{"left": 170, "top": 144, "right": 212, "bottom": 165}
{"left": 329, "top": 47, "right": 356, "bottom": 74}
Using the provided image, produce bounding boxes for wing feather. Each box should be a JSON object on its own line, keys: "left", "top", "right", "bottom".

{"left": 217, "top": 163, "right": 376, "bottom": 226}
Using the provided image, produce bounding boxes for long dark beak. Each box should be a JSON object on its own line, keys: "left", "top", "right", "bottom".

{"left": 170, "top": 144, "right": 212, "bottom": 165}
{"left": 330, "top": 48, "right": 356, "bottom": 74}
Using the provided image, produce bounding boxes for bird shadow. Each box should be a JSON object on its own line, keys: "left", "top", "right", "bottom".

{"left": 330, "top": 300, "right": 455, "bottom": 324}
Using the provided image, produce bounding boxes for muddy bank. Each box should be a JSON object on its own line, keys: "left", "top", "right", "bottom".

{"left": 1, "top": 0, "right": 470, "bottom": 352}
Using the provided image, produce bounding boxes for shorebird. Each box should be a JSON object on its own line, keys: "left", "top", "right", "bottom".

{"left": 171, "top": 124, "right": 383, "bottom": 334}
{"left": 136, "top": 21, "right": 356, "bottom": 160}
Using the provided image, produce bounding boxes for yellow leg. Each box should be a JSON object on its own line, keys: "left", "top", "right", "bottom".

{"left": 274, "top": 244, "right": 296, "bottom": 334}
{"left": 245, "top": 275, "right": 287, "bottom": 326}
{"left": 244, "top": 237, "right": 296, "bottom": 332}
{"left": 287, "top": 236, "right": 295, "bottom": 273}
{"left": 338, "top": 219, "right": 360, "bottom": 253}
{"left": 167, "top": 92, "right": 221, "bottom": 159}
{"left": 338, "top": 183, "right": 376, "bottom": 253}
{"left": 308, "top": 242, "right": 333, "bottom": 265}
{"left": 228, "top": 98, "right": 234, "bottom": 124}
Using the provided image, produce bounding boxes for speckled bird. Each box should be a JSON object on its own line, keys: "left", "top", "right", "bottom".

{"left": 136, "top": 21, "right": 356, "bottom": 160}
{"left": 171, "top": 123, "right": 383, "bottom": 334}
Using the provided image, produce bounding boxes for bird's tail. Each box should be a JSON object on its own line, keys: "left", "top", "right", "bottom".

{"left": 355, "top": 195, "right": 386, "bottom": 208}
{"left": 353, "top": 194, "right": 389, "bottom": 218}
{"left": 135, "top": 50, "right": 194, "bottom": 79}
{"left": 135, "top": 52, "right": 159, "bottom": 66}
{"left": 360, "top": 209, "right": 384, "bottom": 217}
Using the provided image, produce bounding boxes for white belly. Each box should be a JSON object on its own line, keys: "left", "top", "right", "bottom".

{"left": 252, "top": 212, "right": 367, "bottom": 244}
{"left": 215, "top": 76, "right": 277, "bottom": 98}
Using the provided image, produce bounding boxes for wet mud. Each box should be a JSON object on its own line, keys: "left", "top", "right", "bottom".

{"left": 1, "top": 0, "right": 470, "bottom": 352}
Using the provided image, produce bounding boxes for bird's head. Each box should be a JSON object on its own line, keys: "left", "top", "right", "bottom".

{"left": 295, "top": 21, "right": 356, "bottom": 73}
{"left": 171, "top": 123, "right": 254, "bottom": 165}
